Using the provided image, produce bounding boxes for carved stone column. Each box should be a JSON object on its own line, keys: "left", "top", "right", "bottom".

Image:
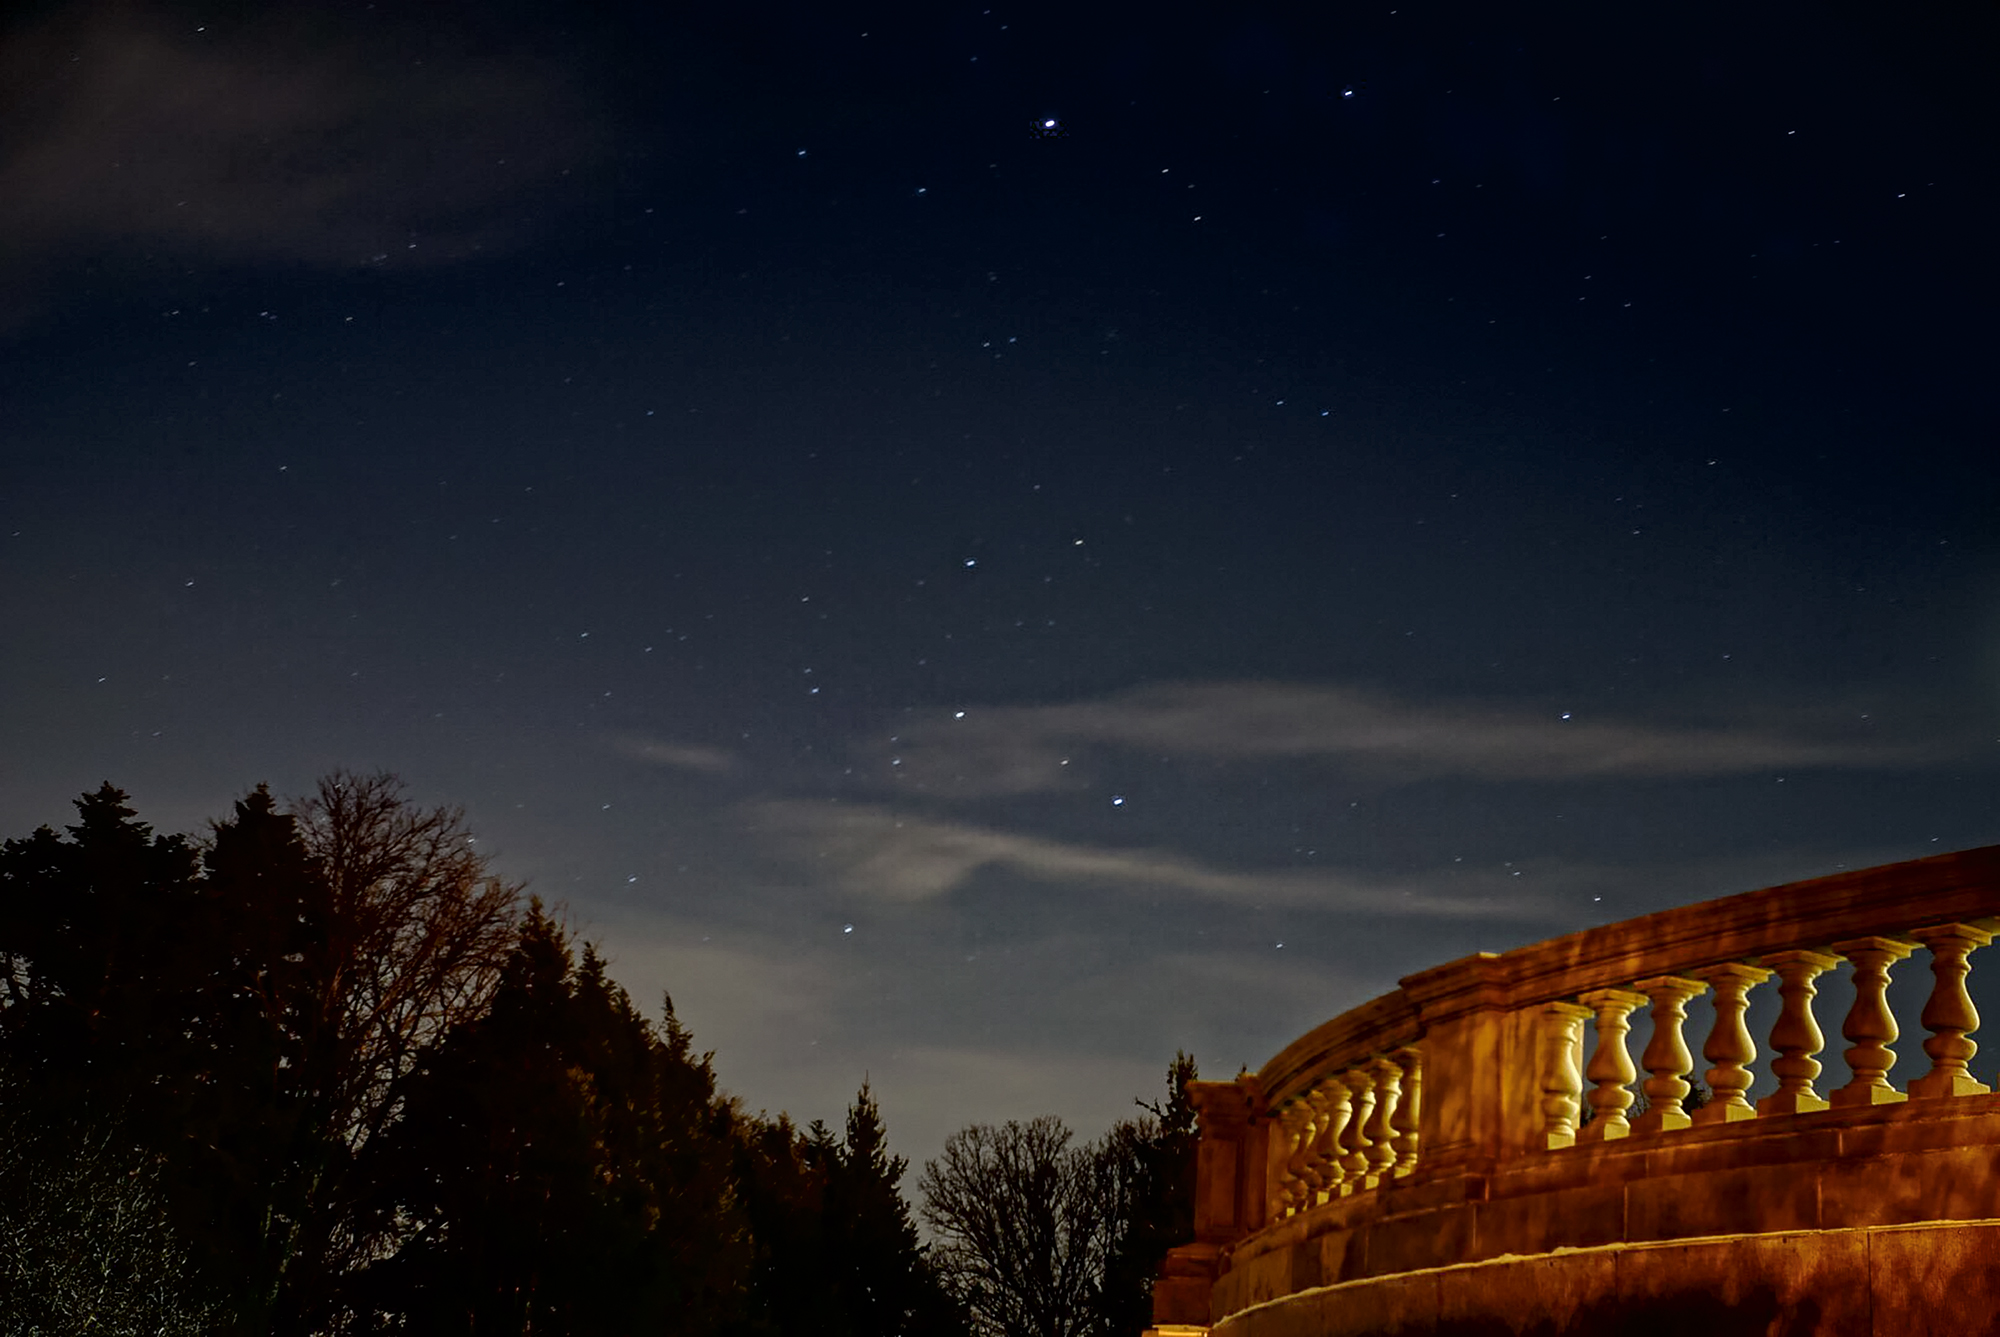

{"left": 1365, "top": 1056, "right": 1402, "bottom": 1177}
{"left": 1632, "top": 976, "right": 1707, "bottom": 1133}
{"left": 1273, "top": 1100, "right": 1313, "bottom": 1217}
{"left": 1829, "top": 936, "right": 1917, "bottom": 1108}
{"left": 1339, "top": 1066, "right": 1377, "bottom": 1190}
{"left": 1539, "top": 1002, "right": 1591, "bottom": 1149}
{"left": 1577, "top": 988, "right": 1648, "bottom": 1141}
{"left": 1390, "top": 1045, "right": 1422, "bottom": 1174}
{"left": 1690, "top": 962, "right": 1772, "bottom": 1125}
{"left": 1907, "top": 923, "right": 1994, "bottom": 1099}
{"left": 1306, "top": 1078, "right": 1351, "bottom": 1204}
{"left": 1756, "top": 949, "right": 1840, "bottom": 1115}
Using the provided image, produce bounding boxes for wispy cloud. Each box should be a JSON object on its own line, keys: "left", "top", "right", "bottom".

{"left": 746, "top": 799, "right": 1553, "bottom": 916}
{"left": 863, "top": 680, "right": 1933, "bottom": 796}
{"left": 0, "top": 2, "right": 607, "bottom": 304}
{"left": 606, "top": 734, "right": 740, "bottom": 775}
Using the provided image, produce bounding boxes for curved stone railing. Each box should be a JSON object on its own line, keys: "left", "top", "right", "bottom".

{"left": 1146, "top": 844, "right": 2000, "bottom": 1336}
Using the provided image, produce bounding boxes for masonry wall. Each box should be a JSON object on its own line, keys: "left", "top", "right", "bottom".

{"left": 1208, "top": 1218, "right": 2000, "bottom": 1337}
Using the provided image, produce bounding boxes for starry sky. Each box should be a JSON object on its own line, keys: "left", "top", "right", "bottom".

{"left": 3, "top": 0, "right": 1997, "bottom": 1168}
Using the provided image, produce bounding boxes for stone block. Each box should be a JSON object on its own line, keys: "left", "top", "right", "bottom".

{"left": 1359, "top": 1201, "right": 1475, "bottom": 1278}
{"left": 1822, "top": 1144, "right": 2000, "bottom": 1227}
{"left": 1612, "top": 1232, "right": 1871, "bottom": 1334}
{"left": 1435, "top": 1251, "right": 1614, "bottom": 1335}
{"left": 1473, "top": 1178, "right": 1626, "bottom": 1256}
{"left": 1625, "top": 1163, "right": 1820, "bottom": 1241}
{"left": 1868, "top": 1220, "right": 2000, "bottom": 1331}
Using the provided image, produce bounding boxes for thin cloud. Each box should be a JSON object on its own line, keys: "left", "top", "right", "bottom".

{"left": 868, "top": 680, "right": 1934, "bottom": 796}
{"left": 0, "top": 2, "right": 607, "bottom": 299}
{"left": 607, "top": 734, "right": 740, "bottom": 775}
{"left": 747, "top": 799, "right": 1550, "bottom": 917}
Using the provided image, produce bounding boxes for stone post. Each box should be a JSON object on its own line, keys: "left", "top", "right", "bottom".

{"left": 1391, "top": 1045, "right": 1423, "bottom": 1174}
{"left": 1907, "top": 923, "right": 1994, "bottom": 1099}
{"left": 1756, "top": 949, "right": 1840, "bottom": 1116}
{"left": 1829, "top": 936, "right": 1916, "bottom": 1108}
{"left": 1365, "top": 1055, "right": 1403, "bottom": 1177}
{"left": 1150, "top": 1077, "right": 1267, "bottom": 1330}
{"left": 1307, "top": 1078, "right": 1351, "bottom": 1203}
{"left": 1576, "top": 988, "right": 1648, "bottom": 1141}
{"left": 1631, "top": 976, "right": 1707, "bottom": 1133}
{"left": 1339, "top": 1066, "right": 1378, "bottom": 1190}
{"left": 1538, "top": 1002, "right": 1591, "bottom": 1149}
{"left": 1400, "top": 953, "right": 1537, "bottom": 1180}
{"left": 1690, "top": 962, "right": 1772, "bottom": 1125}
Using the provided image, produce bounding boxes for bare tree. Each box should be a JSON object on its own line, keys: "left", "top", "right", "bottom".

{"left": 263, "top": 771, "right": 525, "bottom": 1330}
{"left": 0, "top": 1092, "right": 222, "bottom": 1336}
{"left": 290, "top": 769, "right": 523, "bottom": 1162}
{"left": 918, "top": 1116, "right": 1118, "bottom": 1337}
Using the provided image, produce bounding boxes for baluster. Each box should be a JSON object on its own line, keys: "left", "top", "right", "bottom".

{"left": 1577, "top": 988, "right": 1648, "bottom": 1141}
{"left": 1829, "top": 937, "right": 1917, "bottom": 1107}
{"left": 1292, "top": 1086, "right": 1332, "bottom": 1210}
{"left": 1632, "top": 976, "right": 1707, "bottom": 1133}
{"left": 1339, "top": 1066, "right": 1377, "bottom": 1189}
{"left": 1272, "top": 1100, "right": 1310, "bottom": 1217}
{"left": 1365, "top": 1056, "right": 1401, "bottom": 1176}
{"left": 1539, "top": 1002, "right": 1591, "bottom": 1149}
{"left": 1307, "top": 1077, "right": 1351, "bottom": 1203}
{"left": 1390, "top": 1045, "right": 1422, "bottom": 1174}
{"left": 1756, "top": 949, "right": 1840, "bottom": 1115}
{"left": 1907, "top": 923, "right": 1994, "bottom": 1099}
{"left": 1690, "top": 963, "right": 1772, "bottom": 1124}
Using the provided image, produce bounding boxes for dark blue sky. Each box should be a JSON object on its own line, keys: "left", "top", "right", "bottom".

{"left": 3, "top": 0, "right": 1995, "bottom": 1165}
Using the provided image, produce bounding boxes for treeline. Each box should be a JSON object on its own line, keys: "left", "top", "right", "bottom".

{"left": 0, "top": 775, "right": 1194, "bottom": 1337}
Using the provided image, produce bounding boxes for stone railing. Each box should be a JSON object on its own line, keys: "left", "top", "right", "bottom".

{"left": 1146, "top": 844, "right": 2000, "bottom": 1336}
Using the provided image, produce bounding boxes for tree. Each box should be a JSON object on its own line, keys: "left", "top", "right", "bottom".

{"left": 920, "top": 1116, "right": 1113, "bottom": 1337}
{"left": 731, "top": 1085, "right": 969, "bottom": 1337}
{"left": 0, "top": 1070, "right": 222, "bottom": 1337}
{"left": 264, "top": 771, "right": 524, "bottom": 1331}
{"left": 919, "top": 1056, "right": 1200, "bottom": 1337}
{"left": 819, "top": 1083, "right": 969, "bottom": 1337}
{"left": 0, "top": 774, "right": 525, "bottom": 1334}
{"left": 1097, "top": 1053, "right": 1199, "bottom": 1336}
{"left": 350, "top": 903, "right": 751, "bottom": 1335}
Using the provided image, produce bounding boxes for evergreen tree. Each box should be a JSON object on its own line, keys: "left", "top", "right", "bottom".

{"left": 822, "top": 1083, "right": 969, "bottom": 1337}
{"left": 354, "top": 904, "right": 751, "bottom": 1334}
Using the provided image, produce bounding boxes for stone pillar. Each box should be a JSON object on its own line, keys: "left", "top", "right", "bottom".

{"left": 1152, "top": 1078, "right": 1267, "bottom": 1330}
{"left": 1907, "top": 923, "right": 1994, "bottom": 1099}
{"left": 1390, "top": 1045, "right": 1422, "bottom": 1174}
{"left": 1690, "top": 962, "right": 1771, "bottom": 1125}
{"left": 1756, "top": 949, "right": 1840, "bottom": 1116}
{"left": 1631, "top": 976, "right": 1707, "bottom": 1133}
{"left": 1829, "top": 936, "right": 1916, "bottom": 1108}
{"left": 1339, "top": 1066, "right": 1378, "bottom": 1190}
{"left": 1576, "top": 988, "right": 1648, "bottom": 1142}
{"left": 1307, "top": 1078, "right": 1351, "bottom": 1204}
{"left": 1365, "top": 1055, "right": 1403, "bottom": 1177}
{"left": 1538, "top": 1002, "right": 1591, "bottom": 1149}
{"left": 1272, "top": 1100, "right": 1313, "bottom": 1218}
{"left": 1400, "top": 953, "right": 1537, "bottom": 1179}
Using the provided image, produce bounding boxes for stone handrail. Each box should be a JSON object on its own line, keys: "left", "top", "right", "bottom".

{"left": 1147, "top": 844, "right": 2000, "bottom": 1334}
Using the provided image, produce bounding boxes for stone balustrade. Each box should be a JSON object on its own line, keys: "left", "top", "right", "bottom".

{"left": 1146, "top": 844, "right": 2000, "bottom": 1337}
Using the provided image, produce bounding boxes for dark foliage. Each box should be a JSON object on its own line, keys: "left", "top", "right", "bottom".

{"left": 0, "top": 778, "right": 963, "bottom": 1337}
{"left": 919, "top": 1054, "right": 1199, "bottom": 1337}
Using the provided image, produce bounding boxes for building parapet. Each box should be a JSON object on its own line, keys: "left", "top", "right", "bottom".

{"left": 1148, "top": 844, "right": 2000, "bottom": 1334}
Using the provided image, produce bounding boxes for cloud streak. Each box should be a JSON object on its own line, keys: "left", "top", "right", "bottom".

{"left": 863, "top": 680, "right": 1934, "bottom": 797}
{"left": 0, "top": 2, "right": 607, "bottom": 303}
{"left": 746, "top": 799, "right": 1556, "bottom": 917}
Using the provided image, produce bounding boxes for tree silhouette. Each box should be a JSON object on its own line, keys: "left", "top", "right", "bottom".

{"left": 0, "top": 778, "right": 961, "bottom": 1335}
{"left": 352, "top": 903, "right": 750, "bottom": 1335}
{"left": 919, "top": 1056, "right": 1200, "bottom": 1337}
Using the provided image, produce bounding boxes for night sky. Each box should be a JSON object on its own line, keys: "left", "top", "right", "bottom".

{"left": 4, "top": 0, "right": 1996, "bottom": 1168}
